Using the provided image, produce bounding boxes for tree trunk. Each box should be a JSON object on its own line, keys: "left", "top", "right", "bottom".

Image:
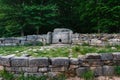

{"left": 21, "top": 29, "right": 24, "bottom": 36}
{"left": 36, "top": 27, "right": 39, "bottom": 35}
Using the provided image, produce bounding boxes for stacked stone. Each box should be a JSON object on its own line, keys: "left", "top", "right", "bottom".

{"left": 0, "top": 53, "right": 120, "bottom": 77}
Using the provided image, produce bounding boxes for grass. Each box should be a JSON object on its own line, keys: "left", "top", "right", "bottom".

{"left": 0, "top": 45, "right": 120, "bottom": 58}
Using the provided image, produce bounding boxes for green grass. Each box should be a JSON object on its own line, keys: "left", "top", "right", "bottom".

{"left": 0, "top": 45, "right": 120, "bottom": 58}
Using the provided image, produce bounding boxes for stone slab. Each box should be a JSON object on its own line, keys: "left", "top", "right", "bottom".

{"left": 11, "top": 57, "right": 29, "bottom": 67}
{"left": 29, "top": 57, "right": 49, "bottom": 67}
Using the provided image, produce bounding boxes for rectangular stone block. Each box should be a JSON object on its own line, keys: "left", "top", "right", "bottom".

{"left": 101, "top": 53, "right": 113, "bottom": 61}
{"left": 86, "top": 59, "right": 103, "bottom": 66}
{"left": 70, "top": 58, "right": 79, "bottom": 65}
{"left": 0, "top": 55, "right": 14, "bottom": 66}
{"left": 24, "top": 72, "right": 43, "bottom": 77}
{"left": 90, "top": 67, "right": 102, "bottom": 76}
{"left": 29, "top": 57, "right": 49, "bottom": 67}
{"left": 11, "top": 57, "right": 29, "bottom": 67}
{"left": 50, "top": 67, "right": 68, "bottom": 72}
{"left": 102, "top": 66, "right": 114, "bottom": 76}
{"left": 5, "top": 67, "right": 22, "bottom": 72}
{"left": 76, "top": 67, "right": 89, "bottom": 77}
{"left": 51, "top": 57, "right": 69, "bottom": 67}
{"left": 39, "top": 68, "right": 48, "bottom": 72}
{"left": 22, "top": 67, "right": 38, "bottom": 73}
{"left": 86, "top": 53, "right": 101, "bottom": 59}
{"left": 113, "top": 52, "right": 120, "bottom": 60}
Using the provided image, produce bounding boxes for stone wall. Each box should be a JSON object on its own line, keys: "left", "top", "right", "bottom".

{"left": 0, "top": 34, "right": 120, "bottom": 46}
{"left": 0, "top": 52, "right": 120, "bottom": 77}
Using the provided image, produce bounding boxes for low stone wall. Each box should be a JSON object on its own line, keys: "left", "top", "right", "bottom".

{"left": 0, "top": 34, "right": 120, "bottom": 46}
{"left": 0, "top": 52, "right": 120, "bottom": 77}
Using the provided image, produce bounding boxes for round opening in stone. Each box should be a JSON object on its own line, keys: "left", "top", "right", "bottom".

{"left": 59, "top": 39, "right": 62, "bottom": 43}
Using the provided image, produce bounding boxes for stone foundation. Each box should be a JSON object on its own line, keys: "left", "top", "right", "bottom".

{"left": 0, "top": 52, "right": 120, "bottom": 77}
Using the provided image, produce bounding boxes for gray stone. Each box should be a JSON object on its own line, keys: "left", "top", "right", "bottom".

{"left": 24, "top": 72, "right": 43, "bottom": 77}
{"left": 22, "top": 67, "right": 38, "bottom": 73}
{"left": 51, "top": 57, "right": 69, "bottom": 67}
{"left": 86, "top": 53, "right": 101, "bottom": 59}
{"left": 5, "top": 67, "right": 22, "bottom": 72}
{"left": 101, "top": 53, "right": 113, "bottom": 60}
{"left": 0, "top": 55, "right": 14, "bottom": 66}
{"left": 103, "top": 66, "right": 114, "bottom": 76}
{"left": 86, "top": 59, "right": 103, "bottom": 66}
{"left": 50, "top": 67, "right": 68, "bottom": 72}
{"left": 29, "top": 57, "right": 49, "bottom": 67}
{"left": 76, "top": 67, "right": 89, "bottom": 77}
{"left": 39, "top": 68, "right": 48, "bottom": 72}
{"left": 90, "top": 67, "right": 102, "bottom": 76}
{"left": 70, "top": 58, "right": 79, "bottom": 65}
{"left": 113, "top": 52, "right": 120, "bottom": 60}
{"left": 11, "top": 57, "right": 29, "bottom": 67}
{"left": 47, "top": 72, "right": 58, "bottom": 78}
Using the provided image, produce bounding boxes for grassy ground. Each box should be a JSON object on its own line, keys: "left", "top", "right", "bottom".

{"left": 0, "top": 45, "right": 120, "bottom": 58}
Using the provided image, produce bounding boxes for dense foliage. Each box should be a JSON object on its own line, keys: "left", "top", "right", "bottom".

{"left": 0, "top": 0, "right": 119, "bottom": 37}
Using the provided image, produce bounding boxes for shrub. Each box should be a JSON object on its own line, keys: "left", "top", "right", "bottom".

{"left": 81, "top": 70, "right": 94, "bottom": 80}
{"left": 115, "top": 66, "right": 120, "bottom": 76}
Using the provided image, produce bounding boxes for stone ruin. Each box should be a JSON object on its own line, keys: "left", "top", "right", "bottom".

{"left": 0, "top": 28, "right": 120, "bottom": 46}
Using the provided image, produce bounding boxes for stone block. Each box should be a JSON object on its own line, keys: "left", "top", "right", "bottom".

{"left": 103, "top": 66, "right": 114, "bottom": 76}
{"left": 38, "top": 68, "right": 48, "bottom": 72}
{"left": 101, "top": 53, "right": 113, "bottom": 61}
{"left": 90, "top": 67, "right": 102, "bottom": 76}
{"left": 11, "top": 57, "right": 29, "bottom": 67}
{"left": 86, "top": 53, "right": 101, "bottom": 59}
{"left": 70, "top": 58, "right": 79, "bottom": 65}
{"left": 22, "top": 67, "right": 38, "bottom": 73}
{"left": 29, "top": 57, "right": 49, "bottom": 67}
{"left": 0, "top": 55, "right": 14, "bottom": 66}
{"left": 24, "top": 72, "right": 43, "bottom": 77}
{"left": 50, "top": 67, "right": 68, "bottom": 72}
{"left": 113, "top": 52, "right": 120, "bottom": 60}
{"left": 5, "top": 67, "right": 22, "bottom": 72}
{"left": 86, "top": 59, "right": 103, "bottom": 66}
{"left": 76, "top": 67, "right": 89, "bottom": 77}
{"left": 51, "top": 57, "right": 69, "bottom": 67}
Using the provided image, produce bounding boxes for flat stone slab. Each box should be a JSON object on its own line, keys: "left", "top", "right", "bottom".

{"left": 51, "top": 57, "right": 69, "bottom": 67}
{"left": 70, "top": 58, "right": 79, "bottom": 65}
{"left": 113, "top": 52, "right": 120, "bottom": 60}
{"left": 5, "top": 67, "right": 22, "bottom": 72}
{"left": 11, "top": 57, "right": 29, "bottom": 67}
{"left": 22, "top": 67, "right": 38, "bottom": 73}
{"left": 29, "top": 57, "right": 49, "bottom": 67}
{"left": 76, "top": 67, "right": 89, "bottom": 77}
{"left": 102, "top": 66, "right": 115, "bottom": 76}
{"left": 0, "top": 55, "right": 14, "bottom": 66}
{"left": 86, "top": 53, "right": 101, "bottom": 59}
{"left": 101, "top": 53, "right": 113, "bottom": 61}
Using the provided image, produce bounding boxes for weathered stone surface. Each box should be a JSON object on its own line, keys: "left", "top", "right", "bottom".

{"left": 51, "top": 57, "right": 69, "bottom": 67}
{"left": 50, "top": 67, "right": 68, "bottom": 72}
{"left": 39, "top": 68, "right": 48, "bottom": 72}
{"left": 47, "top": 72, "right": 60, "bottom": 79}
{"left": 76, "top": 67, "right": 89, "bottom": 77}
{"left": 24, "top": 72, "right": 43, "bottom": 77}
{"left": 86, "top": 59, "right": 103, "bottom": 66}
{"left": 11, "top": 57, "right": 29, "bottom": 67}
{"left": 70, "top": 58, "right": 79, "bottom": 65}
{"left": 86, "top": 53, "right": 101, "bottom": 59}
{"left": 5, "top": 67, "right": 22, "bottom": 72}
{"left": 0, "top": 55, "right": 14, "bottom": 66}
{"left": 29, "top": 57, "right": 49, "bottom": 67}
{"left": 69, "top": 65, "right": 79, "bottom": 69}
{"left": 101, "top": 53, "right": 113, "bottom": 60}
{"left": 90, "top": 67, "right": 102, "bottom": 76}
{"left": 22, "top": 67, "right": 38, "bottom": 73}
{"left": 113, "top": 52, "right": 120, "bottom": 60}
{"left": 103, "top": 66, "right": 114, "bottom": 76}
